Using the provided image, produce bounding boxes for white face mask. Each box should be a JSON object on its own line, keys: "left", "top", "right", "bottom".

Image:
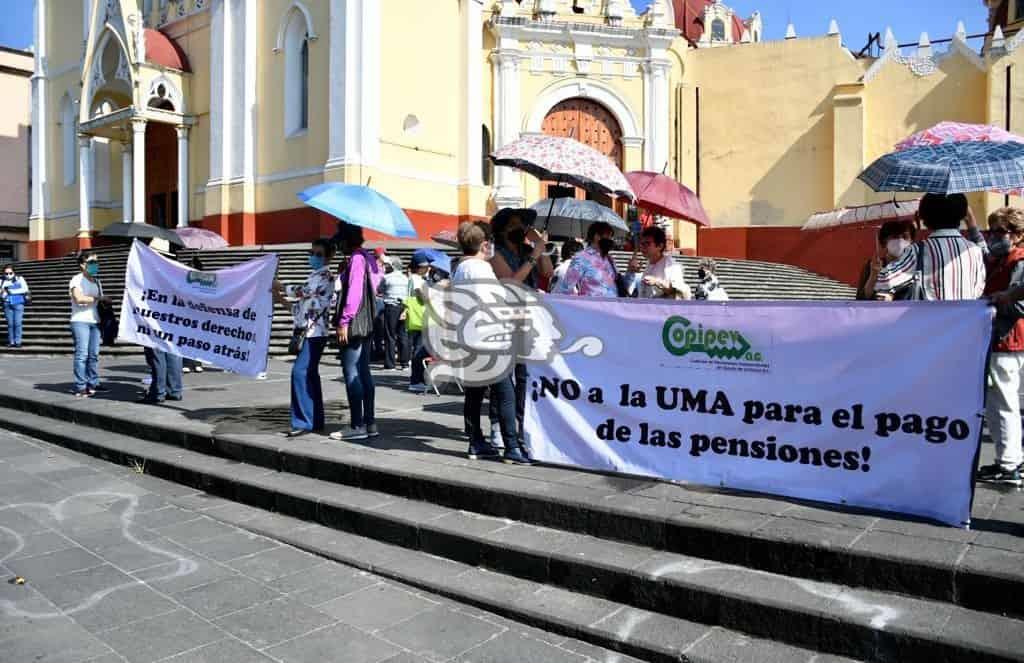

{"left": 886, "top": 238, "right": 910, "bottom": 259}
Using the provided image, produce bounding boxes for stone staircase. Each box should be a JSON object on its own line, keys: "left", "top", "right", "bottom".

{"left": 0, "top": 244, "right": 854, "bottom": 356}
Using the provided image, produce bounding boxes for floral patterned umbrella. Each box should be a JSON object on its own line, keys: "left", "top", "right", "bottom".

{"left": 896, "top": 122, "right": 1023, "bottom": 151}
{"left": 895, "top": 122, "right": 1024, "bottom": 196}
{"left": 490, "top": 135, "right": 635, "bottom": 201}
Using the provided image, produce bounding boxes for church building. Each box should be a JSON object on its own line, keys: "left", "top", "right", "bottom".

{"left": 27, "top": 0, "right": 1024, "bottom": 284}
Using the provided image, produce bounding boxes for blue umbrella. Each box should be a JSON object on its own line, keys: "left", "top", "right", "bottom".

{"left": 411, "top": 248, "right": 452, "bottom": 275}
{"left": 297, "top": 183, "right": 417, "bottom": 238}
{"left": 527, "top": 198, "right": 628, "bottom": 239}
{"left": 858, "top": 141, "right": 1024, "bottom": 194}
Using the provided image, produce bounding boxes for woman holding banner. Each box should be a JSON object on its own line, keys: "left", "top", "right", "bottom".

{"left": 274, "top": 238, "right": 336, "bottom": 438}
{"left": 330, "top": 223, "right": 382, "bottom": 442}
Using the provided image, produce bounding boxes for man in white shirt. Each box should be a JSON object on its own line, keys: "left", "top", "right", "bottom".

{"left": 627, "top": 226, "right": 691, "bottom": 300}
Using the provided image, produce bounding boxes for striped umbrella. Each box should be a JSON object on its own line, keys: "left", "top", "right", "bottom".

{"left": 896, "top": 122, "right": 1023, "bottom": 150}
{"left": 858, "top": 141, "right": 1024, "bottom": 195}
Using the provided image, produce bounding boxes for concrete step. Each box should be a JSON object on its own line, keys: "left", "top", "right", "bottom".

{"left": 1, "top": 403, "right": 1011, "bottom": 663}
{"left": 0, "top": 386, "right": 1019, "bottom": 623}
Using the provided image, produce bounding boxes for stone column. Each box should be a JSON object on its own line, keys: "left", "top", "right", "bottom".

{"left": 461, "top": 0, "right": 484, "bottom": 186}
{"left": 642, "top": 60, "right": 671, "bottom": 172}
{"left": 176, "top": 125, "right": 189, "bottom": 228}
{"left": 131, "top": 118, "right": 147, "bottom": 224}
{"left": 490, "top": 50, "right": 524, "bottom": 208}
{"left": 121, "top": 142, "right": 132, "bottom": 223}
{"left": 78, "top": 134, "right": 92, "bottom": 235}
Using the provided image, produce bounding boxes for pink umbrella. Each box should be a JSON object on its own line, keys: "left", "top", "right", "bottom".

{"left": 490, "top": 135, "right": 635, "bottom": 201}
{"left": 896, "top": 122, "right": 1023, "bottom": 150}
{"left": 625, "top": 171, "right": 710, "bottom": 226}
{"left": 173, "top": 227, "right": 229, "bottom": 250}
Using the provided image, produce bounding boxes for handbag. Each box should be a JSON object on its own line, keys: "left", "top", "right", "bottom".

{"left": 288, "top": 326, "right": 307, "bottom": 355}
{"left": 895, "top": 242, "right": 926, "bottom": 301}
{"left": 334, "top": 257, "right": 376, "bottom": 344}
{"left": 96, "top": 280, "right": 118, "bottom": 346}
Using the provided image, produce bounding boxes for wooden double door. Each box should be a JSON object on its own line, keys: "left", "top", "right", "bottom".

{"left": 541, "top": 98, "right": 624, "bottom": 211}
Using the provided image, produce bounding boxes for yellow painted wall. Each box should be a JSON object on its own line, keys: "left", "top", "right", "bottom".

{"left": 688, "top": 35, "right": 863, "bottom": 228}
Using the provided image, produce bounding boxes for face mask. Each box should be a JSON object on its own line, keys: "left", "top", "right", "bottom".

{"left": 85, "top": 263, "right": 99, "bottom": 276}
{"left": 308, "top": 255, "right": 325, "bottom": 270}
{"left": 507, "top": 229, "right": 526, "bottom": 245}
{"left": 989, "top": 236, "right": 1012, "bottom": 258}
{"left": 886, "top": 238, "right": 910, "bottom": 259}
{"left": 597, "top": 237, "right": 615, "bottom": 256}
{"left": 484, "top": 241, "right": 495, "bottom": 260}
{"left": 3, "top": 273, "right": 12, "bottom": 280}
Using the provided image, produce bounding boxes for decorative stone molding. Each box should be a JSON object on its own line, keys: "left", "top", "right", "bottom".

{"left": 274, "top": 1, "right": 318, "bottom": 53}
{"left": 147, "top": 75, "right": 183, "bottom": 112}
{"left": 699, "top": 1, "right": 736, "bottom": 48}
{"left": 864, "top": 24, "right": 986, "bottom": 82}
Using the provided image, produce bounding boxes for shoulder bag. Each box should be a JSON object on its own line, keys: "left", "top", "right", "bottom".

{"left": 334, "top": 261, "right": 376, "bottom": 344}
{"left": 894, "top": 242, "right": 926, "bottom": 302}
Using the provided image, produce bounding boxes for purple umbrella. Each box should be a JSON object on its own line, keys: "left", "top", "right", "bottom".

{"left": 173, "top": 227, "right": 229, "bottom": 250}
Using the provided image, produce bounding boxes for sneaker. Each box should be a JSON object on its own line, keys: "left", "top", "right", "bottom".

{"left": 366, "top": 423, "right": 380, "bottom": 438}
{"left": 89, "top": 385, "right": 110, "bottom": 394}
{"left": 330, "top": 426, "right": 368, "bottom": 441}
{"left": 182, "top": 367, "right": 192, "bottom": 374}
{"left": 257, "top": 372, "right": 268, "bottom": 380}
{"left": 490, "top": 423, "right": 504, "bottom": 451}
{"left": 141, "top": 377, "right": 152, "bottom": 386}
{"left": 503, "top": 447, "right": 534, "bottom": 466}
{"left": 468, "top": 442, "right": 501, "bottom": 460}
{"left": 71, "top": 390, "right": 91, "bottom": 398}
{"left": 194, "top": 365, "right": 204, "bottom": 373}
{"left": 977, "top": 463, "right": 1023, "bottom": 486}
{"left": 408, "top": 383, "right": 427, "bottom": 393}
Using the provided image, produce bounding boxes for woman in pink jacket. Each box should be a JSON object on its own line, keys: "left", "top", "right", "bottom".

{"left": 330, "top": 223, "right": 382, "bottom": 442}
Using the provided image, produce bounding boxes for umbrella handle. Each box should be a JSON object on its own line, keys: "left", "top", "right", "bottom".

{"left": 543, "top": 176, "right": 561, "bottom": 233}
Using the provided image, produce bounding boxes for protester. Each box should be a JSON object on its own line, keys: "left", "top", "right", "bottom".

{"left": 490, "top": 208, "right": 553, "bottom": 287}
{"left": 453, "top": 221, "right": 530, "bottom": 464}
{"left": 403, "top": 282, "right": 428, "bottom": 393}
{"left": 330, "top": 223, "right": 382, "bottom": 442}
{"left": 1, "top": 263, "right": 30, "bottom": 347}
{"left": 694, "top": 258, "right": 729, "bottom": 301}
{"left": 69, "top": 252, "right": 110, "bottom": 398}
{"left": 182, "top": 256, "right": 205, "bottom": 374}
{"left": 271, "top": 239, "right": 336, "bottom": 437}
{"left": 548, "top": 239, "right": 583, "bottom": 293}
{"left": 855, "top": 220, "right": 915, "bottom": 300}
{"left": 139, "top": 348, "right": 183, "bottom": 404}
{"left": 975, "top": 208, "right": 1024, "bottom": 486}
{"left": 874, "top": 193, "right": 986, "bottom": 301}
{"left": 626, "top": 226, "right": 691, "bottom": 300}
{"left": 380, "top": 256, "right": 410, "bottom": 370}
{"left": 553, "top": 221, "right": 620, "bottom": 297}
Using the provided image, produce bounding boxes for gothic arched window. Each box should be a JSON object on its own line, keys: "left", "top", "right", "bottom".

{"left": 283, "top": 9, "right": 310, "bottom": 136}
{"left": 61, "top": 96, "right": 76, "bottom": 187}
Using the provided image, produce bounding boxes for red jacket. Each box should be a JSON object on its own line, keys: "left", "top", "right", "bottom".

{"left": 985, "top": 247, "right": 1024, "bottom": 352}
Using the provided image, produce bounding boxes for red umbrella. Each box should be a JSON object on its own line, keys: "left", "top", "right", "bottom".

{"left": 625, "top": 171, "right": 710, "bottom": 226}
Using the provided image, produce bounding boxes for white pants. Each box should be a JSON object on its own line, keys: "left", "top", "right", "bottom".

{"left": 987, "top": 352, "right": 1024, "bottom": 471}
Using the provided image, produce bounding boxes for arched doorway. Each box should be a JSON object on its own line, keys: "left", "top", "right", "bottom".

{"left": 145, "top": 123, "right": 178, "bottom": 228}
{"left": 541, "top": 98, "right": 623, "bottom": 210}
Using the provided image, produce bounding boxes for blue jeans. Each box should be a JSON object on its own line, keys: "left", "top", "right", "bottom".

{"left": 70, "top": 322, "right": 100, "bottom": 392}
{"left": 409, "top": 334, "right": 427, "bottom": 386}
{"left": 144, "top": 348, "right": 183, "bottom": 400}
{"left": 341, "top": 336, "right": 375, "bottom": 428}
{"left": 4, "top": 302, "right": 23, "bottom": 346}
{"left": 291, "top": 336, "right": 327, "bottom": 431}
{"left": 465, "top": 375, "right": 517, "bottom": 451}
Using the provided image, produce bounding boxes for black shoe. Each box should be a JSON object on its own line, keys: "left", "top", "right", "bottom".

{"left": 468, "top": 442, "right": 501, "bottom": 460}
{"left": 90, "top": 385, "right": 110, "bottom": 394}
{"left": 286, "top": 428, "right": 311, "bottom": 438}
{"left": 977, "top": 464, "right": 1023, "bottom": 486}
{"left": 136, "top": 396, "right": 165, "bottom": 405}
{"left": 502, "top": 447, "right": 534, "bottom": 465}
{"left": 166, "top": 394, "right": 183, "bottom": 402}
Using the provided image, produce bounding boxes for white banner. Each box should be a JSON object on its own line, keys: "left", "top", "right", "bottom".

{"left": 525, "top": 297, "right": 992, "bottom": 527}
{"left": 117, "top": 241, "right": 278, "bottom": 377}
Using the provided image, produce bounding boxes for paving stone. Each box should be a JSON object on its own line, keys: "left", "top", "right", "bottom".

{"left": 446, "top": 568, "right": 540, "bottom": 606}
{"left": 484, "top": 522, "right": 586, "bottom": 553}
{"left": 752, "top": 517, "right": 861, "bottom": 550}
{"left": 511, "top": 586, "right": 620, "bottom": 630}
{"left": 132, "top": 556, "right": 238, "bottom": 594}
{"left": 552, "top": 535, "right": 656, "bottom": 571}
{"left": 152, "top": 516, "right": 235, "bottom": 544}
{"left": 265, "top": 622, "right": 401, "bottom": 663}
{"left": 849, "top": 530, "right": 966, "bottom": 570}
{"left": 381, "top": 654, "right": 431, "bottom": 663}
{"left": 270, "top": 563, "right": 378, "bottom": 607}
{"left": 378, "top": 606, "right": 505, "bottom": 662}
{"left": 684, "top": 627, "right": 816, "bottom": 663}
{"left": 200, "top": 502, "right": 267, "bottom": 523}
{"left": 455, "top": 629, "right": 586, "bottom": 663}
{"left": 159, "top": 637, "right": 276, "bottom": 663}
{"left": 432, "top": 511, "right": 513, "bottom": 538}
{"left": 0, "top": 591, "right": 67, "bottom": 640}
{"left": 373, "top": 546, "right": 469, "bottom": 586}
{"left": 95, "top": 608, "right": 224, "bottom": 663}
{"left": 0, "top": 620, "right": 114, "bottom": 663}
{"left": 176, "top": 575, "right": 282, "bottom": 619}
{"left": 5, "top": 530, "right": 73, "bottom": 559}
{"left": 319, "top": 582, "right": 437, "bottom": 632}
{"left": 227, "top": 545, "right": 322, "bottom": 582}
{"left": 7, "top": 547, "right": 105, "bottom": 582}
{"left": 71, "top": 583, "right": 179, "bottom": 633}
{"left": 940, "top": 606, "right": 1022, "bottom": 660}
{"left": 130, "top": 505, "right": 203, "bottom": 530}
{"left": 0, "top": 504, "right": 55, "bottom": 534}
{"left": 214, "top": 597, "right": 336, "bottom": 649}
{"left": 29, "top": 563, "right": 137, "bottom": 609}
{"left": 94, "top": 537, "right": 195, "bottom": 573}
{"left": 184, "top": 529, "right": 281, "bottom": 562}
